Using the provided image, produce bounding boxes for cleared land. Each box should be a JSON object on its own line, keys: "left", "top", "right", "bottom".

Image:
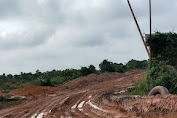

{"left": 0, "top": 70, "right": 177, "bottom": 118}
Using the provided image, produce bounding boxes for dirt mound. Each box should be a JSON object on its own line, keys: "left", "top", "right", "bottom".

{"left": 63, "top": 70, "right": 145, "bottom": 90}
{"left": 63, "top": 72, "right": 122, "bottom": 89}
{"left": 9, "top": 84, "right": 60, "bottom": 98}
{"left": 1, "top": 70, "right": 177, "bottom": 118}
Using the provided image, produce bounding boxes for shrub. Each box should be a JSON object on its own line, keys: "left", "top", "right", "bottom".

{"left": 146, "top": 32, "right": 177, "bottom": 68}
{"left": 146, "top": 60, "right": 177, "bottom": 94}
{"left": 128, "top": 78, "right": 151, "bottom": 95}
{"left": 130, "top": 59, "right": 177, "bottom": 95}
{"left": 130, "top": 32, "right": 177, "bottom": 95}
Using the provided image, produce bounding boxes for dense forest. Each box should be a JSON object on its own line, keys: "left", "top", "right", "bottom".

{"left": 0, "top": 59, "right": 147, "bottom": 92}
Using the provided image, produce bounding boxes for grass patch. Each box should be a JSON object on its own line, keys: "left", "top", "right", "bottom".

{"left": 127, "top": 78, "right": 152, "bottom": 96}
{"left": 127, "top": 60, "right": 177, "bottom": 96}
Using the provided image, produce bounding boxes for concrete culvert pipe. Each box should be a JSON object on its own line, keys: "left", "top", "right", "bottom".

{"left": 148, "top": 86, "right": 169, "bottom": 96}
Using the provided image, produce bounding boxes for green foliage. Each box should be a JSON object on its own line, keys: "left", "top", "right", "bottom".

{"left": 128, "top": 78, "right": 151, "bottom": 95}
{"left": 0, "top": 69, "right": 82, "bottom": 91}
{"left": 99, "top": 60, "right": 115, "bottom": 72}
{"left": 99, "top": 59, "right": 147, "bottom": 73}
{"left": 130, "top": 32, "right": 177, "bottom": 95}
{"left": 88, "top": 65, "right": 96, "bottom": 73}
{"left": 126, "top": 59, "right": 148, "bottom": 71}
{"left": 81, "top": 65, "right": 96, "bottom": 76}
{"left": 129, "top": 60, "right": 177, "bottom": 95}
{"left": 0, "top": 59, "right": 147, "bottom": 92}
{"left": 50, "top": 77, "right": 67, "bottom": 86}
{"left": 146, "top": 60, "right": 177, "bottom": 94}
{"left": 99, "top": 59, "right": 126, "bottom": 73}
{"left": 146, "top": 32, "right": 177, "bottom": 68}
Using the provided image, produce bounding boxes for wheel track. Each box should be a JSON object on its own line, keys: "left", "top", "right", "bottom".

{"left": 70, "top": 93, "right": 89, "bottom": 118}
{"left": 0, "top": 70, "right": 149, "bottom": 118}
{"left": 0, "top": 99, "right": 45, "bottom": 118}
{"left": 29, "top": 95, "right": 64, "bottom": 118}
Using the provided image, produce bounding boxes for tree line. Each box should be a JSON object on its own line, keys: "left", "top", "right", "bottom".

{"left": 0, "top": 59, "right": 147, "bottom": 92}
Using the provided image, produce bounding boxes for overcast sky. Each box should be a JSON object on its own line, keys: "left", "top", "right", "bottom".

{"left": 0, "top": 0, "right": 177, "bottom": 74}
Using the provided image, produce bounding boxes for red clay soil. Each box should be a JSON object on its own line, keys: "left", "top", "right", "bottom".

{"left": 119, "top": 94, "right": 177, "bottom": 117}
{"left": 9, "top": 84, "right": 60, "bottom": 98}
{"left": 0, "top": 70, "right": 177, "bottom": 118}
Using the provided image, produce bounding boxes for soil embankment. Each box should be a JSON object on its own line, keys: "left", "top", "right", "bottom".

{"left": 0, "top": 70, "right": 176, "bottom": 118}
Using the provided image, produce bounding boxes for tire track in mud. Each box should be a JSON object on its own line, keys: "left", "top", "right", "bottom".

{"left": 3, "top": 70, "right": 175, "bottom": 118}
{"left": 0, "top": 96, "right": 61, "bottom": 118}
{"left": 29, "top": 96, "right": 63, "bottom": 118}
{"left": 0, "top": 99, "right": 46, "bottom": 118}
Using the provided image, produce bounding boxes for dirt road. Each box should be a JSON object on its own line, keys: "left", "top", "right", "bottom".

{"left": 0, "top": 70, "right": 177, "bottom": 118}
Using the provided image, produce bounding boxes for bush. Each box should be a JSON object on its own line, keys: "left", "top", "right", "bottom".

{"left": 0, "top": 59, "right": 148, "bottom": 92}
{"left": 126, "top": 59, "right": 148, "bottom": 71}
{"left": 130, "top": 32, "right": 177, "bottom": 95}
{"left": 146, "top": 32, "right": 177, "bottom": 68}
{"left": 50, "top": 77, "right": 68, "bottom": 86}
{"left": 130, "top": 59, "right": 177, "bottom": 95}
{"left": 99, "top": 59, "right": 126, "bottom": 73}
{"left": 146, "top": 60, "right": 177, "bottom": 94}
{"left": 128, "top": 78, "right": 150, "bottom": 95}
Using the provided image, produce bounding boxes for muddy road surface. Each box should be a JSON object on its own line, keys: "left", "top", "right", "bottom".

{"left": 0, "top": 70, "right": 177, "bottom": 118}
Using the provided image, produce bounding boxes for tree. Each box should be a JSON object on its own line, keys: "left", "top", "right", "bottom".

{"left": 99, "top": 59, "right": 115, "bottom": 72}
{"left": 126, "top": 59, "right": 148, "bottom": 71}
{"left": 81, "top": 65, "right": 96, "bottom": 76}
{"left": 146, "top": 32, "right": 177, "bottom": 68}
{"left": 99, "top": 59, "right": 128, "bottom": 73}
{"left": 113, "top": 63, "right": 126, "bottom": 73}
{"left": 88, "top": 65, "right": 96, "bottom": 73}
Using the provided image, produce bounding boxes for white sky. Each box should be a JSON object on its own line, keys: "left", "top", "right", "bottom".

{"left": 0, "top": 0, "right": 177, "bottom": 74}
